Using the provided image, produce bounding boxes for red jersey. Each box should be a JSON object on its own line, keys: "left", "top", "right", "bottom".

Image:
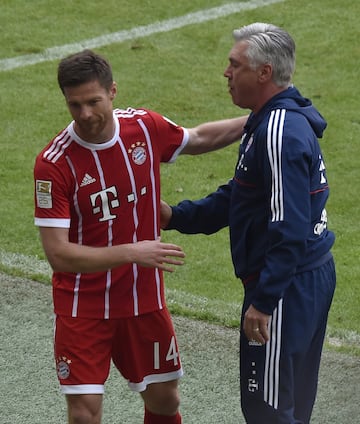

{"left": 34, "top": 108, "right": 189, "bottom": 319}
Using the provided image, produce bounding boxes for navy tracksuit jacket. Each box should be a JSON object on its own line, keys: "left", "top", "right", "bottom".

{"left": 166, "top": 86, "right": 336, "bottom": 423}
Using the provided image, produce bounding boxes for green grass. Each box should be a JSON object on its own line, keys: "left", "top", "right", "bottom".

{"left": 1, "top": 0, "right": 359, "bottom": 356}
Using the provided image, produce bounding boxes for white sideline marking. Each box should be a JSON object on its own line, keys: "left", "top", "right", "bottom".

{"left": 0, "top": 249, "right": 240, "bottom": 315}
{"left": 0, "top": 250, "right": 51, "bottom": 277}
{"left": 0, "top": 249, "right": 359, "bottom": 349}
{"left": 0, "top": 0, "right": 285, "bottom": 71}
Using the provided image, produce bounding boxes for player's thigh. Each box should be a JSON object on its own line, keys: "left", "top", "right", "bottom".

{"left": 112, "top": 308, "right": 182, "bottom": 391}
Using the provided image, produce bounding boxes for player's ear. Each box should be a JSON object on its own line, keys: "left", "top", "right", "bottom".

{"left": 109, "top": 82, "right": 117, "bottom": 100}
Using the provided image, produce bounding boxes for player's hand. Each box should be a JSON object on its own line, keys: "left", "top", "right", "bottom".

{"left": 160, "top": 200, "right": 173, "bottom": 229}
{"left": 133, "top": 237, "right": 185, "bottom": 272}
{"left": 243, "top": 304, "right": 270, "bottom": 345}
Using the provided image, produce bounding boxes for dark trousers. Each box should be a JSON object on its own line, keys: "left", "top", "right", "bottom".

{"left": 240, "top": 258, "right": 336, "bottom": 423}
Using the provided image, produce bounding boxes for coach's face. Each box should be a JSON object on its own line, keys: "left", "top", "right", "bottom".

{"left": 63, "top": 79, "right": 117, "bottom": 144}
{"left": 224, "top": 41, "right": 263, "bottom": 112}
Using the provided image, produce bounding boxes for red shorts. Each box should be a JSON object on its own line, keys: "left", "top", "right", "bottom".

{"left": 54, "top": 308, "right": 183, "bottom": 395}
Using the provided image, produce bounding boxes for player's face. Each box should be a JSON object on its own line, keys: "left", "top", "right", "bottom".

{"left": 63, "top": 79, "right": 117, "bottom": 143}
{"left": 224, "top": 41, "right": 261, "bottom": 111}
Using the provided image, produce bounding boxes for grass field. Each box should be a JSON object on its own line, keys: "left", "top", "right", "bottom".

{"left": 1, "top": 0, "right": 360, "bottom": 422}
{"left": 2, "top": 273, "right": 360, "bottom": 423}
{"left": 1, "top": 0, "right": 359, "bottom": 347}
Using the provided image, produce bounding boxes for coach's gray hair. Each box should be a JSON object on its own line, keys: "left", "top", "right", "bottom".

{"left": 233, "top": 23, "right": 295, "bottom": 87}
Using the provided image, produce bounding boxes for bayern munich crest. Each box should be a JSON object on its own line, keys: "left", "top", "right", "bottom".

{"left": 128, "top": 141, "right": 147, "bottom": 165}
{"left": 56, "top": 356, "right": 71, "bottom": 380}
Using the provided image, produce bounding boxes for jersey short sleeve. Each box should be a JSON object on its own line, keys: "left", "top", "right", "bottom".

{"left": 34, "top": 146, "right": 72, "bottom": 228}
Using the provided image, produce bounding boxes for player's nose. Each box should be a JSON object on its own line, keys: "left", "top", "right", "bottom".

{"left": 79, "top": 105, "right": 92, "bottom": 120}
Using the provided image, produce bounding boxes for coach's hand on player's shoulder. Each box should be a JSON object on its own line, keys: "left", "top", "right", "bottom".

{"left": 132, "top": 237, "right": 185, "bottom": 272}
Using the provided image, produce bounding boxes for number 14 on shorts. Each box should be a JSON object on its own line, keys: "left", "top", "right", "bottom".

{"left": 153, "top": 336, "right": 179, "bottom": 369}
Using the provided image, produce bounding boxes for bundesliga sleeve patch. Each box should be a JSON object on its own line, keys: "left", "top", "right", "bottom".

{"left": 36, "top": 180, "right": 53, "bottom": 208}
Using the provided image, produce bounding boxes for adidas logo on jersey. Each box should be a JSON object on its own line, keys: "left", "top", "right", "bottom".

{"left": 80, "top": 173, "right": 96, "bottom": 187}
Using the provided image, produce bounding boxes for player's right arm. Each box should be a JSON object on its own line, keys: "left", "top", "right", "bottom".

{"left": 39, "top": 227, "right": 185, "bottom": 273}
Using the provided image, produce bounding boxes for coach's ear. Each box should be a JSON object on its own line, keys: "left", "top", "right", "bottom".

{"left": 258, "top": 63, "right": 273, "bottom": 83}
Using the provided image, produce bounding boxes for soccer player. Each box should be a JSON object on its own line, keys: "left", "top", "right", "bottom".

{"left": 161, "top": 23, "right": 336, "bottom": 423}
{"left": 33, "top": 49, "right": 247, "bottom": 424}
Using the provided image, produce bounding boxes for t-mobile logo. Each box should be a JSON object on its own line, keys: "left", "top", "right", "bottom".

{"left": 90, "top": 186, "right": 120, "bottom": 222}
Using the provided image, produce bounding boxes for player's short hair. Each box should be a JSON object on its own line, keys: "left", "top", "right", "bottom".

{"left": 233, "top": 23, "right": 295, "bottom": 87}
{"left": 57, "top": 49, "right": 113, "bottom": 93}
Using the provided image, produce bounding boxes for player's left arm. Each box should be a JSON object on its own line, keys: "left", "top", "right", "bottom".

{"left": 182, "top": 115, "right": 248, "bottom": 155}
